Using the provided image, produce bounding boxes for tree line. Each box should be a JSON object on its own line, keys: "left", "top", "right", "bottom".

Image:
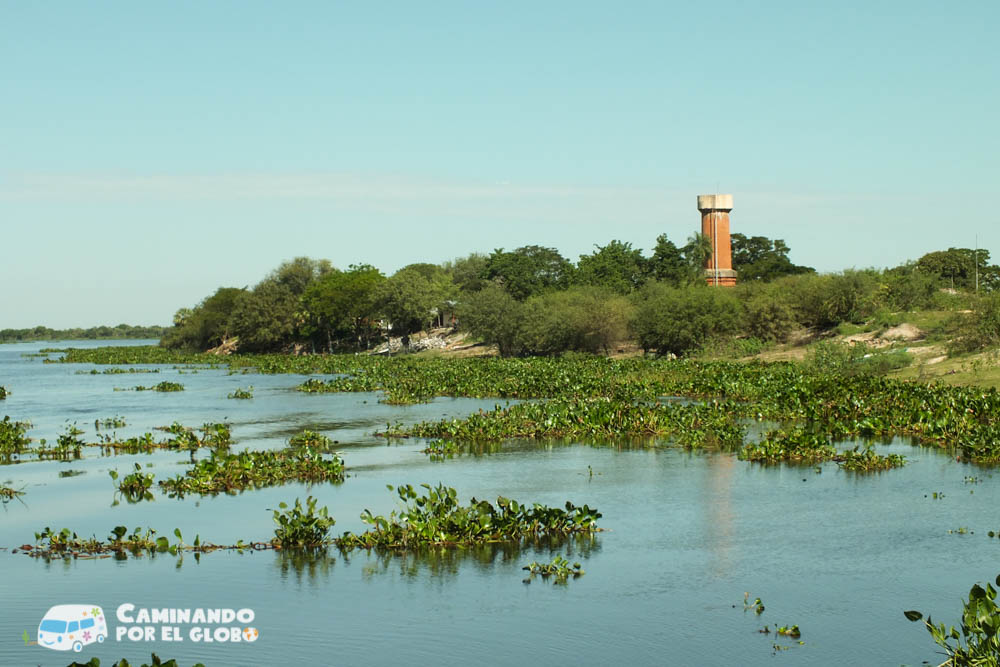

{"left": 160, "top": 234, "right": 999, "bottom": 357}
{"left": 1, "top": 324, "right": 168, "bottom": 344}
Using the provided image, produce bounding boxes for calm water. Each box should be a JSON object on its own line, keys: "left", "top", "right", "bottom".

{"left": 0, "top": 340, "right": 996, "bottom": 666}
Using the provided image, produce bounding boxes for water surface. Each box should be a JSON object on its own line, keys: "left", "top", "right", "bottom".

{"left": 0, "top": 341, "right": 993, "bottom": 666}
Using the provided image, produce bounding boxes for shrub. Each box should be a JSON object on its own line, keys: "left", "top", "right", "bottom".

{"left": 951, "top": 293, "right": 1000, "bottom": 355}
{"left": 458, "top": 284, "right": 526, "bottom": 356}
{"left": 778, "top": 271, "right": 880, "bottom": 329}
{"left": 739, "top": 284, "right": 797, "bottom": 342}
{"left": 631, "top": 282, "right": 741, "bottom": 356}
{"left": 518, "top": 286, "right": 633, "bottom": 356}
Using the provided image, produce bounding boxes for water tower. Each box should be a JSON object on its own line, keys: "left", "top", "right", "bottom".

{"left": 698, "top": 194, "right": 737, "bottom": 287}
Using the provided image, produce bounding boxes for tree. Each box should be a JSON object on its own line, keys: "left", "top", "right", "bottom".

{"left": 267, "top": 257, "right": 334, "bottom": 295}
{"left": 457, "top": 284, "right": 526, "bottom": 357}
{"left": 648, "top": 234, "right": 689, "bottom": 286}
{"left": 737, "top": 283, "right": 797, "bottom": 342}
{"left": 301, "top": 264, "right": 386, "bottom": 351}
{"left": 160, "top": 287, "right": 245, "bottom": 350}
{"left": 377, "top": 265, "right": 456, "bottom": 343}
{"left": 226, "top": 282, "right": 301, "bottom": 352}
{"left": 681, "top": 233, "right": 714, "bottom": 284}
{"left": 916, "top": 247, "right": 997, "bottom": 291}
{"left": 484, "top": 245, "right": 574, "bottom": 301}
{"left": 442, "top": 253, "right": 489, "bottom": 293}
{"left": 730, "top": 234, "right": 814, "bottom": 282}
{"left": 224, "top": 257, "right": 329, "bottom": 352}
{"left": 575, "top": 241, "right": 649, "bottom": 294}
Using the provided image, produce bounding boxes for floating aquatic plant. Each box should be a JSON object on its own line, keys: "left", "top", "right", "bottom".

{"left": 905, "top": 574, "right": 1000, "bottom": 665}
{"left": 334, "top": 483, "right": 601, "bottom": 551}
{"left": 521, "top": 554, "right": 584, "bottom": 585}
{"left": 159, "top": 448, "right": 345, "bottom": 496}
{"left": 227, "top": 386, "right": 254, "bottom": 399}
{"left": 271, "top": 496, "right": 336, "bottom": 548}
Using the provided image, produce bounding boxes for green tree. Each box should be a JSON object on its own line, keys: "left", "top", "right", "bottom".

{"left": 484, "top": 245, "right": 574, "bottom": 301}
{"left": 442, "top": 253, "right": 489, "bottom": 293}
{"left": 575, "top": 240, "right": 649, "bottom": 294}
{"left": 730, "top": 233, "right": 814, "bottom": 281}
{"left": 301, "top": 264, "right": 386, "bottom": 351}
{"left": 224, "top": 257, "right": 328, "bottom": 352}
{"left": 778, "top": 270, "right": 879, "bottom": 328}
{"left": 682, "top": 233, "right": 714, "bottom": 284}
{"left": 226, "top": 282, "right": 302, "bottom": 352}
{"left": 377, "top": 264, "right": 456, "bottom": 343}
{"left": 916, "top": 247, "right": 997, "bottom": 290}
{"left": 648, "top": 234, "right": 689, "bottom": 286}
{"left": 161, "top": 287, "right": 245, "bottom": 350}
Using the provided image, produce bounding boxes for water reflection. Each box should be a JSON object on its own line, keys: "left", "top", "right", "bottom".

{"left": 705, "top": 454, "right": 734, "bottom": 577}
{"left": 356, "top": 535, "right": 601, "bottom": 581}
{"left": 275, "top": 547, "right": 338, "bottom": 583}
{"left": 269, "top": 536, "right": 602, "bottom": 584}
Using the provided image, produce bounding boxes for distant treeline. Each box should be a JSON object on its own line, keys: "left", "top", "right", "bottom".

{"left": 0, "top": 324, "right": 168, "bottom": 344}
{"left": 159, "top": 233, "right": 1000, "bottom": 357}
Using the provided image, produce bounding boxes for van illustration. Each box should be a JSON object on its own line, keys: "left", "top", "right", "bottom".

{"left": 37, "top": 605, "right": 107, "bottom": 652}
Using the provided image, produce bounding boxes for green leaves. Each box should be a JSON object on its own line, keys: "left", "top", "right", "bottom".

{"left": 522, "top": 554, "right": 585, "bottom": 585}
{"left": 335, "top": 483, "right": 601, "bottom": 551}
{"left": 907, "top": 574, "right": 1000, "bottom": 663}
{"left": 271, "top": 496, "right": 336, "bottom": 548}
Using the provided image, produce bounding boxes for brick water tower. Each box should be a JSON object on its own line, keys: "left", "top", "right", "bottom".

{"left": 698, "top": 194, "right": 737, "bottom": 287}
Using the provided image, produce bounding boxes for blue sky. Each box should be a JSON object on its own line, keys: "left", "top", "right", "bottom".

{"left": 2, "top": 1, "right": 997, "bottom": 328}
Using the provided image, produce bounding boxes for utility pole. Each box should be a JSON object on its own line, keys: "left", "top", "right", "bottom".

{"left": 976, "top": 234, "right": 980, "bottom": 294}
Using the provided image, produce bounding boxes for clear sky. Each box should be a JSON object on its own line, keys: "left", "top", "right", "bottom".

{"left": 2, "top": 1, "right": 997, "bottom": 328}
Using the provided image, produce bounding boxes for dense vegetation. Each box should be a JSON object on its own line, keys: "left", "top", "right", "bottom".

{"left": 42, "top": 350, "right": 1000, "bottom": 465}
{"left": 149, "top": 234, "right": 1000, "bottom": 360}
{"left": 0, "top": 324, "right": 167, "bottom": 343}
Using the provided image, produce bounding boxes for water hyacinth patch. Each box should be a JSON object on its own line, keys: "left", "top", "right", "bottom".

{"left": 159, "top": 448, "right": 345, "bottom": 496}
{"left": 334, "top": 483, "right": 601, "bottom": 551}
{"left": 110, "top": 463, "right": 155, "bottom": 503}
{"left": 133, "top": 381, "right": 184, "bottom": 392}
{"left": 835, "top": 445, "right": 906, "bottom": 471}
{"left": 271, "top": 496, "right": 336, "bottom": 548}
{"left": 0, "top": 416, "right": 31, "bottom": 454}
{"left": 49, "top": 347, "right": 1000, "bottom": 464}
{"left": 19, "top": 526, "right": 263, "bottom": 562}
{"left": 738, "top": 428, "right": 837, "bottom": 464}
{"left": 382, "top": 397, "right": 747, "bottom": 450}
{"left": 521, "top": 554, "right": 585, "bottom": 585}
{"left": 227, "top": 386, "right": 254, "bottom": 399}
{"left": 288, "top": 430, "right": 334, "bottom": 450}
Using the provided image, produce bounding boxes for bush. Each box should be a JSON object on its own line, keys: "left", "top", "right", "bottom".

{"left": 777, "top": 271, "right": 880, "bottom": 329}
{"left": 458, "top": 285, "right": 526, "bottom": 356}
{"left": 880, "top": 265, "right": 939, "bottom": 311}
{"left": 806, "top": 341, "right": 911, "bottom": 376}
{"left": 518, "top": 287, "right": 633, "bottom": 356}
{"left": 738, "top": 284, "right": 797, "bottom": 342}
{"left": 948, "top": 293, "right": 1000, "bottom": 355}
{"left": 631, "top": 283, "right": 741, "bottom": 356}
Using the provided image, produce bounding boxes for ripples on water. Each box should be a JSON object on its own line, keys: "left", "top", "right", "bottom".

{"left": 0, "top": 340, "right": 994, "bottom": 666}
